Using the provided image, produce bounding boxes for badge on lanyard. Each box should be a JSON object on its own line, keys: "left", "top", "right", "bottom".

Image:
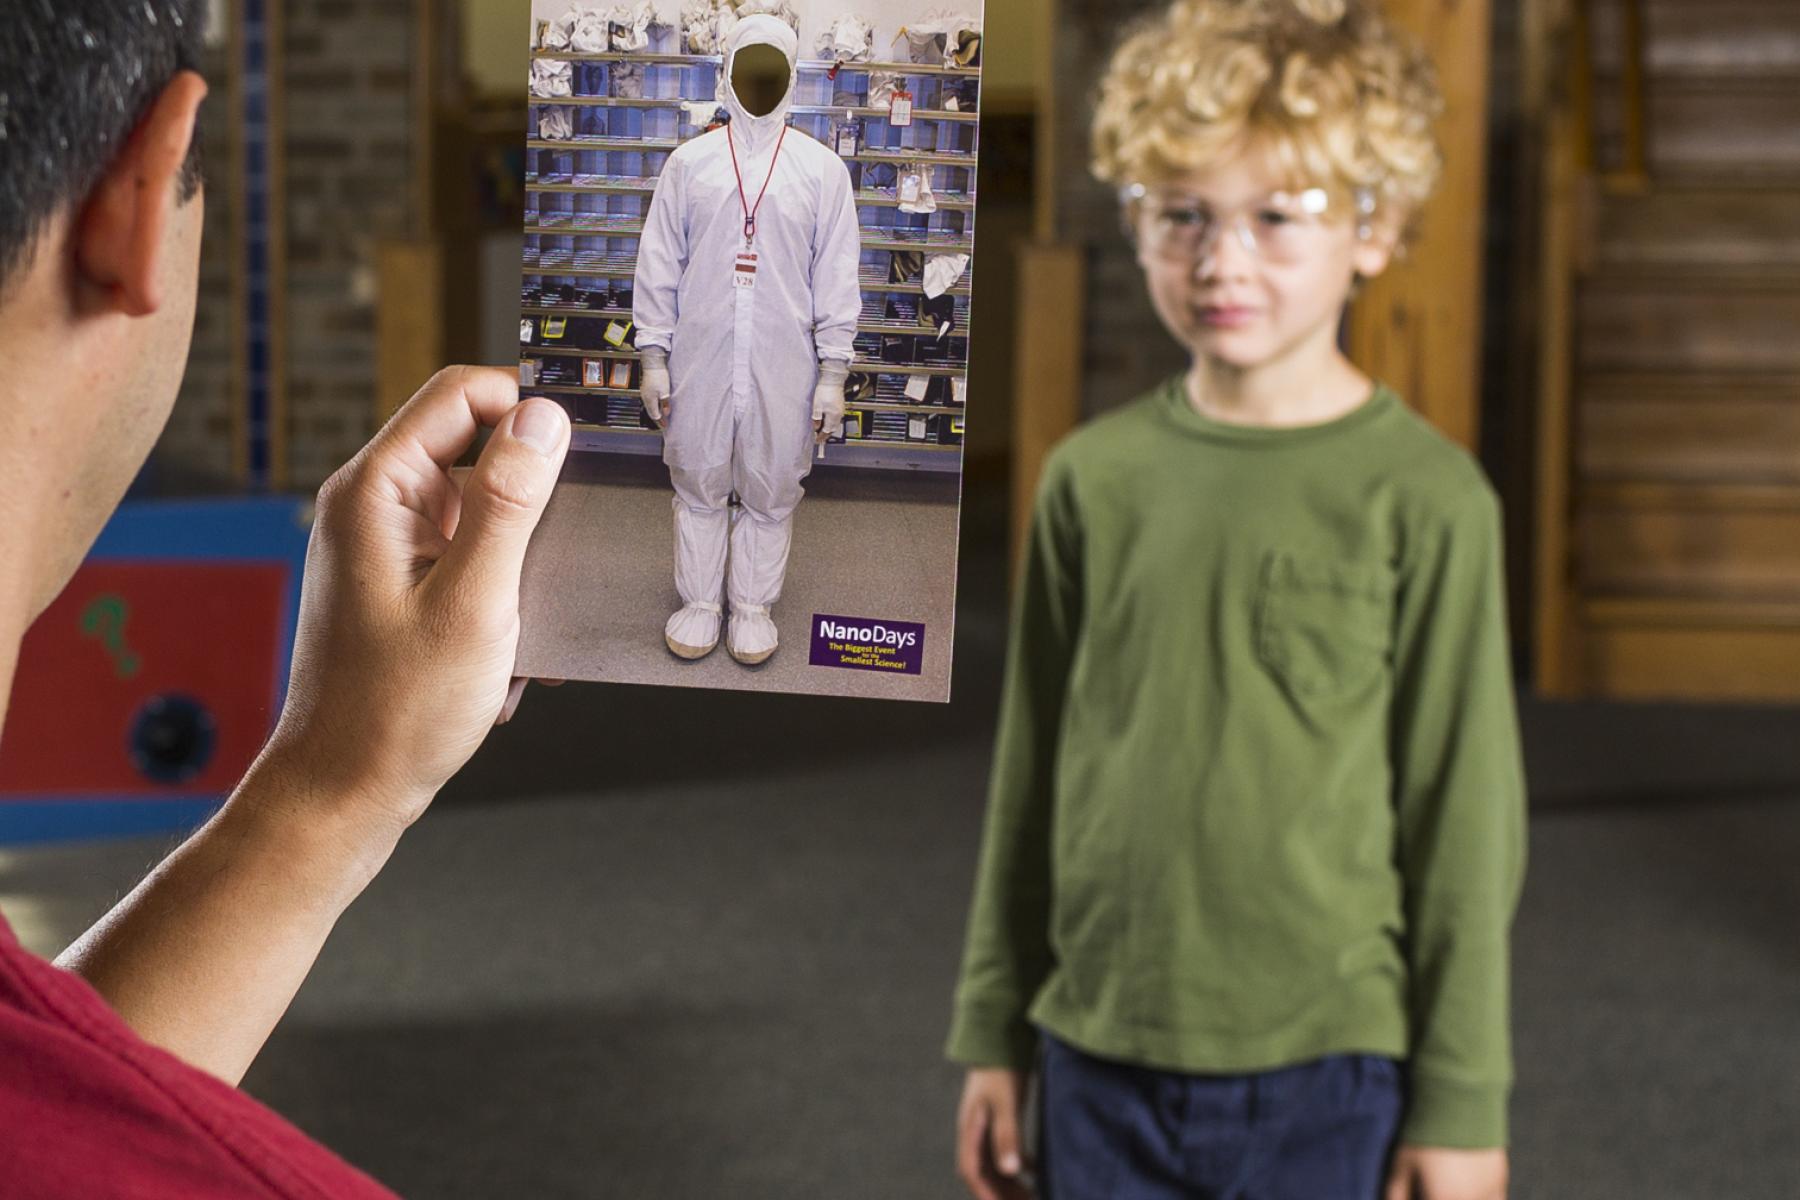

{"left": 735, "top": 251, "right": 759, "bottom": 290}
{"left": 729, "top": 124, "right": 788, "bottom": 293}
{"left": 891, "top": 89, "right": 914, "bottom": 127}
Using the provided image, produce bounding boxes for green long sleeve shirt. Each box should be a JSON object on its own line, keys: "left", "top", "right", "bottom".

{"left": 947, "top": 379, "right": 1527, "bottom": 1149}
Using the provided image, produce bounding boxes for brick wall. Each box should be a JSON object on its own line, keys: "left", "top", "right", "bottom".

{"left": 284, "top": 0, "right": 417, "bottom": 488}
{"left": 154, "top": 0, "right": 420, "bottom": 492}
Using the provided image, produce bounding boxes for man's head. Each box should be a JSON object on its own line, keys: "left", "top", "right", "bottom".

{"left": 732, "top": 43, "right": 791, "bottom": 117}
{"left": 721, "top": 15, "right": 797, "bottom": 122}
{"left": 1091, "top": 0, "right": 1442, "bottom": 370}
{"left": 0, "top": 1, "right": 208, "bottom": 621}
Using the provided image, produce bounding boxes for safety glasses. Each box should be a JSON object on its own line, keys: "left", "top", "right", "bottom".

{"left": 1120, "top": 183, "right": 1376, "bottom": 266}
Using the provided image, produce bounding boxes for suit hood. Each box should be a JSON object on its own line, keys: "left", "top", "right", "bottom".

{"left": 718, "top": 15, "right": 799, "bottom": 149}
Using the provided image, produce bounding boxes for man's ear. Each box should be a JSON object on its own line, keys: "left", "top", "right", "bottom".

{"left": 75, "top": 71, "right": 208, "bottom": 318}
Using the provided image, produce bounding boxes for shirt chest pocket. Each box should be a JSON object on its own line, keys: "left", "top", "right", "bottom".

{"left": 1253, "top": 551, "right": 1394, "bottom": 701}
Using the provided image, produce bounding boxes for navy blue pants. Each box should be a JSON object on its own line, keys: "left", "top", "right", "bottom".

{"left": 1038, "top": 1036, "right": 1404, "bottom": 1200}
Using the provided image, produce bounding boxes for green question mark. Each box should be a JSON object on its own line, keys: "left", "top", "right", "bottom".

{"left": 80, "top": 593, "right": 143, "bottom": 680}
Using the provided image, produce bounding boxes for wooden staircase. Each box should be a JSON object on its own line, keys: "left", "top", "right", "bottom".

{"left": 1535, "top": 0, "right": 1800, "bottom": 699}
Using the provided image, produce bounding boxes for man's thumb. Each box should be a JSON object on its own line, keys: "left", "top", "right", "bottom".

{"left": 439, "top": 398, "right": 568, "bottom": 598}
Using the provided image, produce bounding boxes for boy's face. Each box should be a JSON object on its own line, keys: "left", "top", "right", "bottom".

{"left": 1130, "top": 149, "right": 1396, "bottom": 372}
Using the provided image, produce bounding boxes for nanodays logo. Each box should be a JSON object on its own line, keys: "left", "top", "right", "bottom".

{"left": 817, "top": 618, "right": 920, "bottom": 651}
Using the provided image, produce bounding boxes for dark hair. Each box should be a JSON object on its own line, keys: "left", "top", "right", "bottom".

{"left": 0, "top": 0, "right": 206, "bottom": 293}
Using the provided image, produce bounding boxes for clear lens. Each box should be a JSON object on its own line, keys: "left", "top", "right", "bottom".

{"left": 1123, "top": 184, "right": 1353, "bottom": 265}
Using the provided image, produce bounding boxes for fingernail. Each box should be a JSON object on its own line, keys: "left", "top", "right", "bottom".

{"left": 1000, "top": 1154, "right": 1021, "bottom": 1175}
{"left": 513, "top": 400, "right": 564, "bottom": 455}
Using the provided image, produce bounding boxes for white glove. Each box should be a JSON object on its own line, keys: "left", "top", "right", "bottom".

{"left": 641, "top": 346, "right": 672, "bottom": 427}
{"left": 813, "top": 360, "right": 850, "bottom": 444}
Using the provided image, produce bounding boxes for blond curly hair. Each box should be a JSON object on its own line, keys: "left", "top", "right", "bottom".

{"left": 1092, "top": 0, "right": 1443, "bottom": 224}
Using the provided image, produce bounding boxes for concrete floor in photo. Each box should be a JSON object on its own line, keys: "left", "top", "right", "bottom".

{"left": 6, "top": 484, "right": 1800, "bottom": 1197}
{"left": 517, "top": 452, "right": 964, "bottom": 704}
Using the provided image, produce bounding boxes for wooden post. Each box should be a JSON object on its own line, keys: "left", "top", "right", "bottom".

{"left": 1032, "top": 0, "right": 1060, "bottom": 244}
{"left": 375, "top": 242, "right": 447, "bottom": 426}
{"left": 1524, "top": 0, "right": 1582, "bottom": 696}
{"left": 1346, "top": 0, "right": 1494, "bottom": 452}
{"left": 1011, "top": 245, "right": 1087, "bottom": 566}
{"left": 372, "top": 0, "right": 449, "bottom": 433}
{"left": 1010, "top": 0, "right": 1084, "bottom": 567}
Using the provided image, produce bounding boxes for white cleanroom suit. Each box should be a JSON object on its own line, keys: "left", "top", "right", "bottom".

{"left": 633, "top": 14, "right": 862, "bottom": 665}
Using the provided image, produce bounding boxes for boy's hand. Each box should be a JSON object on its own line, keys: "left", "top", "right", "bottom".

{"left": 956, "top": 1068, "right": 1033, "bottom": 1200}
{"left": 267, "top": 366, "right": 570, "bottom": 847}
{"left": 1384, "top": 1145, "right": 1508, "bottom": 1200}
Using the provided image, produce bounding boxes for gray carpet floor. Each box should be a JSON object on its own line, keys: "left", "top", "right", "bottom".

{"left": 5, "top": 484, "right": 1800, "bottom": 1197}
{"left": 517, "top": 453, "right": 964, "bottom": 703}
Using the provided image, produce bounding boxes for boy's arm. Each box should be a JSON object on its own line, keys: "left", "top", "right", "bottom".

{"left": 946, "top": 453, "right": 1084, "bottom": 1071}
{"left": 1389, "top": 478, "right": 1527, "bottom": 1149}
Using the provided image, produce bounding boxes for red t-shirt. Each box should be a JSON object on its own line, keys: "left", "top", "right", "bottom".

{"left": 0, "top": 913, "right": 397, "bottom": 1198}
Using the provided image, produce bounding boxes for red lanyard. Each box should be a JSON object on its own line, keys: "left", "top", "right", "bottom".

{"left": 728, "top": 123, "right": 788, "bottom": 247}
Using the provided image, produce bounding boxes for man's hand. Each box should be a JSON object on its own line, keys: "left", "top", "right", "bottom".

{"left": 57, "top": 368, "right": 570, "bottom": 1085}
{"left": 267, "top": 366, "right": 571, "bottom": 843}
{"left": 1384, "top": 1145, "right": 1509, "bottom": 1200}
{"left": 813, "top": 360, "right": 848, "bottom": 445}
{"left": 641, "top": 346, "right": 672, "bottom": 427}
{"left": 956, "top": 1067, "right": 1033, "bottom": 1200}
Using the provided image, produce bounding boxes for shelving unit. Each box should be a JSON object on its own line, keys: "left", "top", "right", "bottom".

{"left": 520, "top": 39, "right": 979, "bottom": 472}
{"left": 526, "top": 137, "right": 684, "bottom": 152}
{"left": 523, "top": 97, "right": 978, "bottom": 123}
{"left": 527, "top": 343, "right": 967, "bottom": 378}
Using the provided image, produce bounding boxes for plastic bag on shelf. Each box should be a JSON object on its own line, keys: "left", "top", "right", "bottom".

{"left": 531, "top": 59, "right": 574, "bottom": 98}
{"left": 893, "top": 25, "right": 943, "bottom": 66}
{"left": 538, "top": 12, "right": 576, "bottom": 51}
{"left": 932, "top": 11, "right": 983, "bottom": 68}
{"left": 898, "top": 162, "right": 937, "bottom": 215}
{"left": 948, "top": 26, "right": 982, "bottom": 69}
{"left": 923, "top": 253, "right": 969, "bottom": 299}
{"left": 921, "top": 294, "right": 959, "bottom": 341}
{"left": 832, "top": 114, "right": 863, "bottom": 156}
{"left": 713, "top": 5, "right": 739, "bottom": 52}
{"left": 816, "top": 14, "right": 874, "bottom": 62}
{"left": 731, "top": 0, "right": 800, "bottom": 33}
{"left": 681, "top": 100, "right": 726, "bottom": 130}
{"left": 892, "top": 12, "right": 982, "bottom": 68}
{"left": 539, "top": 107, "right": 575, "bottom": 141}
{"left": 681, "top": 0, "right": 717, "bottom": 54}
{"left": 611, "top": 1, "right": 662, "bottom": 53}
{"left": 614, "top": 62, "right": 645, "bottom": 99}
{"left": 570, "top": 6, "right": 612, "bottom": 53}
{"left": 868, "top": 71, "right": 902, "bottom": 109}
